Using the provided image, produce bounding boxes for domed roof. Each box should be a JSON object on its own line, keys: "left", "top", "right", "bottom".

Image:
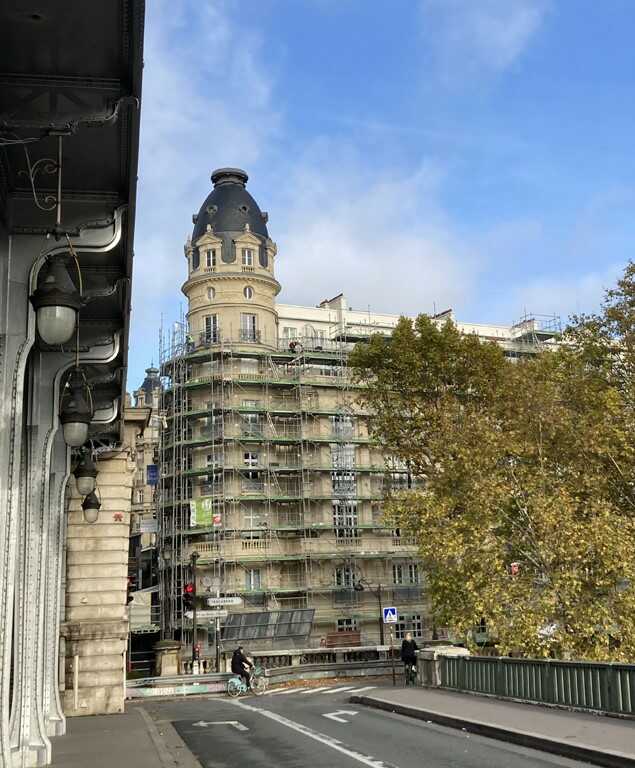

{"left": 192, "top": 168, "right": 269, "bottom": 243}
{"left": 138, "top": 366, "right": 160, "bottom": 398}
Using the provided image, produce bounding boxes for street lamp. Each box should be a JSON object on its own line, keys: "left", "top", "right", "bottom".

{"left": 73, "top": 450, "right": 97, "bottom": 496}
{"left": 60, "top": 367, "right": 93, "bottom": 447}
{"left": 81, "top": 489, "right": 101, "bottom": 523}
{"left": 354, "top": 578, "right": 385, "bottom": 645}
{"left": 30, "top": 257, "right": 81, "bottom": 345}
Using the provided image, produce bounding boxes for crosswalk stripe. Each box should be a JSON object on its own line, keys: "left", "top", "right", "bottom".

{"left": 301, "top": 687, "right": 332, "bottom": 694}
{"left": 319, "top": 686, "right": 356, "bottom": 694}
{"left": 347, "top": 686, "right": 377, "bottom": 694}
{"left": 267, "top": 688, "right": 308, "bottom": 695}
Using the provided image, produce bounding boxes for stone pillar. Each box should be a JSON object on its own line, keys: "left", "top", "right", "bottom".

{"left": 61, "top": 450, "right": 134, "bottom": 716}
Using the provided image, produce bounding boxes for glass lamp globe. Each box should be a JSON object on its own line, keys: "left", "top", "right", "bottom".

{"left": 30, "top": 258, "right": 81, "bottom": 345}
{"left": 81, "top": 491, "right": 101, "bottom": 524}
{"left": 63, "top": 421, "right": 89, "bottom": 448}
{"left": 60, "top": 368, "right": 92, "bottom": 448}
{"left": 74, "top": 452, "right": 97, "bottom": 496}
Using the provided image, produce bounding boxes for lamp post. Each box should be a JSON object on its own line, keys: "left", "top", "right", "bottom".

{"left": 191, "top": 551, "right": 199, "bottom": 665}
{"left": 354, "top": 578, "right": 385, "bottom": 645}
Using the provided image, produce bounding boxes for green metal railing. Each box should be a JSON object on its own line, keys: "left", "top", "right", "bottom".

{"left": 440, "top": 656, "right": 635, "bottom": 715}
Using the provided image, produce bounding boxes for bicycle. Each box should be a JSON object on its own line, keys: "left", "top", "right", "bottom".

{"left": 226, "top": 665, "right": 267, "bottom": 697}
{"left": 404, "top": 662, "right": 417, "bottom": 686}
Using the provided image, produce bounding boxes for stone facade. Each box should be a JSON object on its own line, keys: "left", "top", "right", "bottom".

{"left": 62, "top": 451, "right": 134, "bottom": 716}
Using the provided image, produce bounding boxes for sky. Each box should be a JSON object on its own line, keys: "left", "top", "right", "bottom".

{"left": 128, "top": 0, "right": 635, "bottom": 390}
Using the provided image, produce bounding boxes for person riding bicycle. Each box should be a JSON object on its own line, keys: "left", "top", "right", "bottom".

{"left": 400, "top": 632, "right": 418, "bottom": 684}
{"left": 231, "top": 645, "right": 253, "bottom": 686}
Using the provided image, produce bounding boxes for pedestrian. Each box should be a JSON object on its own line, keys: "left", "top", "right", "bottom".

{"left": 400, "top": 632, "right": 418, "bottom": 685}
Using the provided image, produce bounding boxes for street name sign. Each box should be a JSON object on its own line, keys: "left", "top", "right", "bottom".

{"left": 383, "top": 606, "right": 398, "bottom": 623}
{"left": 207, "top": 596, "right": 243, "bottom": 607}
{"left": 185, "top": 609, "right": 228, "bottom": 621}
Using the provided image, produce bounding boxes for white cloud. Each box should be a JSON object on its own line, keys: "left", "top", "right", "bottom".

{"left": 420, "top": 0, "right": 549, "bottom": 79}
{"left": 129, "top": 0, "right": 279, "bottom": 383}
{"left": 272, "top": 143, "right": 477, "bottom": 317}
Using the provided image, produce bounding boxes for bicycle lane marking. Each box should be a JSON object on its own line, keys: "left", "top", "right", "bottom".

{"left": 227, "top": 698, "right": 399, "bottom": 768}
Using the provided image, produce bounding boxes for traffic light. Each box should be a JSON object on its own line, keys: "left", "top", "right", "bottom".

{"left": 183, "top": 582, "right": 195, "bottom": 611}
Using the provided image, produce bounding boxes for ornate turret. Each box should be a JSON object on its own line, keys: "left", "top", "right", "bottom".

{"left": 183, "top": 169, "right": 279, "bottom": 349}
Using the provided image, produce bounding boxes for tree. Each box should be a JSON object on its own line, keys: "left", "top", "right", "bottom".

{"left": 350, "top": 275, "right": 635, "bottom": 661}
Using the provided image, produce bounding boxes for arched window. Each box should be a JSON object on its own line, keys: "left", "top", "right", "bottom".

{"left": 207, "top": 287, "right": 215, "bottom": 300}
{"left": 244, "top": 286, "right": 254, "bottom": 299}
{"left": 192, "top": 249, "right": 200, "bottom": 270}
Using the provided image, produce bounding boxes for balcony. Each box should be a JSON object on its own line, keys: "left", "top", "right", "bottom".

{"left": 239, "top": 329, "right": 261, "bottom": 343}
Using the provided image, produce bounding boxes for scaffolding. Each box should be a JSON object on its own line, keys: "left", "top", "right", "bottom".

{"left": 157, "top": 320, "right": 422, "bottom": 646}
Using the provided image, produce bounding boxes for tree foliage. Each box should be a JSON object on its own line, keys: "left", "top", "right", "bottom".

{"left": 350, "top": 267, "right": 635, "bottom": 661}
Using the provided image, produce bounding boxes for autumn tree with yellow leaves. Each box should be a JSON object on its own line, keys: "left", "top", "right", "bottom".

{"left": 350, "top": 265, "right": 635, "bottom": 661}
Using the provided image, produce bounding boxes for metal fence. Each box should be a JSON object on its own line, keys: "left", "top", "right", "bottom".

{"left": 441, "top": 656, "right": 635, "bottom": 716}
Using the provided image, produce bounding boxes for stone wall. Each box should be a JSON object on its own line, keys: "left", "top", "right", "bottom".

{"left": 61, "top": 450, "right": 134, "bottom": 716}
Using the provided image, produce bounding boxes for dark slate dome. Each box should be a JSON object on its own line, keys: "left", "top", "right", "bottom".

{"left": 138, "top": 366, "right": 160, "bottom": 398}
{"left": 191, "top": 168, "right": 269, "bottom": 242}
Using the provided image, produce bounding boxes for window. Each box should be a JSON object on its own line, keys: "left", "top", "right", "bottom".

{"left": 206, "top": 249, "right": 216, "bottom": 268}
{"left": 396, "top": 613, "right": 423, "bottom": 640}
{"left": 192, "top": 249, "right": 200, "bottom": 270}
{"left": 244, "top": 507, "right": 267, "bottom": 537}
{"left": 242, "top": 399, "right": 260, "bottom": 408}
{"left": 337, "top": 617, "right": 358, "bottom": 632}
{"left": 282, "top": 326, "right": 297, "bottom": 340}
{"left": 243, "top": 286, "right": 254, "bottom": 299}
{"left": 335, "top": 565, "right": 355, "bottom": 588}
{"left": 206, "top": 453, "right": 221, "bottom": 467}
{"left": 242, "top": 248, "right": 254, "bottom": 266}
{"left": 243, "top": 452, "right": 259, "bottom": 467}
{"left": 331, "top": 444, "right": 355, "bottom": 470}
{"left": 135, "top": 489, "right": 144, "bottom": 505}
{"left": 408, "top": 563, "right": 420, "bottom": 584}
{"left": 330, "top": 414, "right": 354, "bottom": 438}
{"left": 333, "top": 499, "right": 359, "bottom": 540}
{"left": 204, "top": 314, "right": 219, "bottom": 343}
{"left": 245, "top": 568, "right": 261, "bottom": 590}
{"left": 207, "top": 287, "right": 215, "bottom": 300}
{"left": 393, "top": 564, "right": 404, "bottom": 585}
{"left": 241, "top": 413, "right": 262, "bottom": 436}
{"left": 240, "top": 313, "right": 257, "bottom": 342}
{"left": 332, "top": 470, "right": 356, "bottom": 495}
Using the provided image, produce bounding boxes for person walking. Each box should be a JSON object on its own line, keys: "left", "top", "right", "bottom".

{"left": 400, "top": 632, "right": 418, "bottom": 685}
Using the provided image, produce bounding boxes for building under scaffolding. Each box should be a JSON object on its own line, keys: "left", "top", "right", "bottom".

{"left": 157, "top": 168, "right": 560, "bottom": 656}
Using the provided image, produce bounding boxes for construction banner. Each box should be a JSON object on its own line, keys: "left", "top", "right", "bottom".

{"left": 189, "top": 497, "right": 222, "bottom": 528}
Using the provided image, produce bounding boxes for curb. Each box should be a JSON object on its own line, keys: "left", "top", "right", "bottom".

{"left": 349, "top": 695, "right": 635, "bottom": 768}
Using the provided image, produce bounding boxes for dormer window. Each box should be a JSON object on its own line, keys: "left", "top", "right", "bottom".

{"left": 192, "top": 250, "right": 200, "bottom": 270}
{"left": 242, "top": 248, "right": 254, "bottom": 267}
{"left": 206, "top": 249, "right": 216, "bottom": 268}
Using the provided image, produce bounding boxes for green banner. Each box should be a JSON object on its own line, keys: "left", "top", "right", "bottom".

{"left": 189, "top": 497, "right": 221, "bottom": 528}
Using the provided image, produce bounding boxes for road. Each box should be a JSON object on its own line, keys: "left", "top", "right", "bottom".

{"left": 142, "top": 683, "right": 592, "bottom": 768}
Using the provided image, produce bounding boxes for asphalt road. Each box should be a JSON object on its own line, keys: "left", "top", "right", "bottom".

{"left": 143, "top": 684, "right": 592, "bottom": 768}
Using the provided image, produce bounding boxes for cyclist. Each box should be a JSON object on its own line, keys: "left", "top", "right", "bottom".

{"left": 231, "top": 645, "right": 253, "bottom": 687}
{"left": 400, "top": 632, "right": 418, "bottom": 685}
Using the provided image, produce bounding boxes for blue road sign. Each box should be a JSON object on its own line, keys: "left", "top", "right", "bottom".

{"left": 383, "top": 606, "right": 398, "bottom": 624}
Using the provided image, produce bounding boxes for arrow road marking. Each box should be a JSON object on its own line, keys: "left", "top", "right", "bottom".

{"left": 229, "top": 699, "right": 391, "bottom": 768}
{"left": 322, "top": 710, "right": 359, "bottom": 724}
{"left": 192, "top": 720, "right": 249, "bottom": 731}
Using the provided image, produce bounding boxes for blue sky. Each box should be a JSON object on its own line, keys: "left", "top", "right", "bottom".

{"left": 128, "top": 0, "right": 635, "bottom": 390}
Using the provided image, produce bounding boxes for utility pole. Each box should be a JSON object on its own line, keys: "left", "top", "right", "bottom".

{"left": 376, "top": 583, "right": 384, "bottom": 646}
{"left": 191, "top": 551, "right": 199, "bottom": 664}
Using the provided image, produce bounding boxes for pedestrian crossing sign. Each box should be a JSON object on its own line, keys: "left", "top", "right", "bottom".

{"left": 383, "top": 606, "right": 398, "bottom": 623}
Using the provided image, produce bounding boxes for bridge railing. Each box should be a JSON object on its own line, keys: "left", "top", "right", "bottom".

{"left": 438, "top": 655, "right": 635, "bottom": 716}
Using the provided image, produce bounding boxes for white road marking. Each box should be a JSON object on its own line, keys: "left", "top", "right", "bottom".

{"left": 301, "top": 687, "right": 332, "bottom": 694}
{"left": 266, "top": 688, "right": 308, "bottom": 696}
{"left": 192, "top": 720, "right": 249, "bottom": 731}
{"left": 322, "top": 710, "right": 359, "bottom": 723}
{"left": 319, "top": 686, "right": 357, "bottom": 694}
{"left": 348, "top": 686, "right": 377, "bottom": 694}
{"left": 228, "top": 699, "right": 394, "bottom": 768}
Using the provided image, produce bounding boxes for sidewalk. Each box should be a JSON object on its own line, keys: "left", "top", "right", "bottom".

{"left": 350, "top": 687, "right": 635, "bottom": 768}
{"left": 50, "top": 705, "right": 200, "bottom": 768}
